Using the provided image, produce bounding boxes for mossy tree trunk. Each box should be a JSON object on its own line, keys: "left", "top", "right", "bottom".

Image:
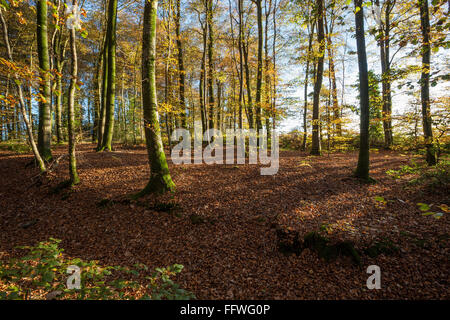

{"left": 37, "top": 0, "right": 53, "bottom": 161}
{"left": 354, "top": 0, "right": 370, "bottom": 180}
{"left": 419, "top": 0, "right": 436, "bottom": 166}
{"left": 139, "top": 0, "right": 175, "bottom": 195}
{"left": 207, "top": 0, "right": 215, "bottom": 130}
{"left": 100, "top": 0, "right": 118, "bottom": 151}
{"left": 375, "top": 0, "right": 394, "bottom": 149}
{"left": 67, "top": 0, "right": 80, "bottom": 185}
{"left": 97, "top": 38, "right": 108, "bottom": 150}
{"left": 53, "top": 23, "right": 65, "bottom": 144}
{"left": 175, "top": 0, "right": 187, "bottom": 128}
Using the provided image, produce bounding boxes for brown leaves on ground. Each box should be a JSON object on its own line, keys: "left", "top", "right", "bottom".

{"left": 0, "top": 144, "right": 448, "bottom": 299}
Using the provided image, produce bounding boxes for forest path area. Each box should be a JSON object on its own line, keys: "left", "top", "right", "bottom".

{"left": 0, "top": 144, "right": 448, "bottom": 299}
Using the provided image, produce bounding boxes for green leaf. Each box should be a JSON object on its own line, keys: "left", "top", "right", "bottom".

{"left": 417, "top": 203, "right": 431, "bottom": 211}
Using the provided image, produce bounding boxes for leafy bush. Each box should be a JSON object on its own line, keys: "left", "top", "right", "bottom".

{"left": 409, "top": 158, "right": 450, "bottom": 190}
{"left": 280, "top": 132, "right": 304, "bottom": 150}
{"left": 0, "top": 141, "right": 31, "bottom": 154}
{"left": 386, "top": 160, "right": 421, "bottom": 179}
{"left": 0, "top": 238, "right": 194, "bottom": 300}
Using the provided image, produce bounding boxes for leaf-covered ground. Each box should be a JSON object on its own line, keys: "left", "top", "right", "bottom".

{"left": 0, "top": 144, "right": 448, "bottom": 299}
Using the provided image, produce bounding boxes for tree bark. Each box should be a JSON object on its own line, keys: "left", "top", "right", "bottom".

{"left": 354, "top": 0, "right": 370, "bottom": 180}
{"left": 175, "top": 0, "right": 187, "bottom": 128}
{"left": 254, "top": 0, "right": 263, "bottom": 134}
{"left": 138, "top": 0, "right": 175, "bottom": 195}
{"left": 207, "top": 0, "right": 215, "bottom": 130}
{"left": 311, "top": 0, "right": 325, "bottom": 155}
{"left": 37, "top": 0, "right": 53, "bottom": 161}
{"left": 419, "top": 0, "right": 436, "bottom": 165}
{"left": 67, "top": 0, "right": 80, "bottom": 184}
{"left": 302, "top": 13, "right": 315, "bottom": 151}
{"left": 100, "top": 0, "right": 118, "bottom": 151}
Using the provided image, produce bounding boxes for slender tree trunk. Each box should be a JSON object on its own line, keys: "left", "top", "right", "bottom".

{"left": 37, "top": 0, "right": 53, "bottom": 161}
{"left": 67, "top": 0, "right": 80, "bottom": 184}
{"left": 101, "top": 0, "right": 118, "bottom": 151}
{"left": 93, "top": 46, "right": 103, "bottom": 143}
{"left": 311, "top": 0, "right": 325, "bottom": 155}
{"left": 216, "top": 79, "right": 222, "bottom": 129}
{"left": 54, "top": 28, "right": 66, "bottom": 144}
{"left": 419, "top": 0, "right": 436, "bottom": 165}
{"left": 255, "top": 0, "right": 263, "bottom": 135}
{"left": 97, "top": 37, "right": 108, "bottom": 150}
{"left": 243, "top": 38, "right": 254, "bottom": 128}
{"left": 163, "top": 1, "right": 173, "bottom": 146}
{"left": 302, "top": 19, "right": 315, "bottom": 151}
{"left": 238, "top": 0, "right": 244, "bottom": 129}
{"left": 175, "top": 0, "right": 187, "bottom": 128}
{"left": 96, "top": 2, "right": 108, "bottom": 149}
{"left": 138, "top": 0, "right": 175, "bottom": 195}
{"left": 354, "top": 0, "right": 370, "bottom": 180}
{"left": 376, "top": 0, "right": 393, "bottom": 149}
{"left": 207, "top": 0, "right": 215, "bottom": 130}
{"left": 324, "top": 4, "right": 341, "bottom": 137}
{"left": 199, "top": 11, "right": 207, "bottom": 134}
{"left": 264, "top": 0, "right": 272, "bottom": 142}
{"left": 271, "top": 0, "right": 277, "bottom": 130}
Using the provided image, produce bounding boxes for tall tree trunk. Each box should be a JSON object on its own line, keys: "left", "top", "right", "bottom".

{"left": 238, "top": 0, "right": 244, "bottom": 129}
{"left": 138, "top": 0, "right": 175, "bottom": 195}
{"left": 96, "top": 1, "right": 108, "bottom": 149}
{"left": 311, "top": 0, "right": 325, "bottom": 156}
{"left": 207, "top": 0, "right": 215, "bottom": 130}
{"left": 54, "top": 27, "right": 66, "bottom": 144}
{"left": 37, "top": 0, "right": 53, "bottom": 161}
{"left": 67, "top": 0, "right": 80, "bottom": 185}
{"left": 243, "top": 38, "right": 254, "bottom": 128}
{"left": 199, "top": 9, "right": 207, "bottom": 134}
{"left": 324, "top": 3, "right": 341, "bottom": 137}
{"left": 255, "top": 0, "right": 263, "bottom": 135}
{"left": 419, "top": 0, "right": 436, "bottom": 165}
{"left": 264, "top": 0, "right": 272, "bottom": 142}
{"left": 100, "top": 0, "right": 118, "bottom": 151}
{"left": 175, "top": 0, "right": 187, "bottom": 128}
{"left": 302, "top": 17, "right": 315, "bottom": 151}
{"left": 354, "top": 0, "right": 370, "bottom": 180}
{"left": 97, "top": 37, "right": 108, "bottom": 150}
{"left": 93, "top": 44, "right": 103, "bottom": 143}
{"left": 164, "top": 0, "right": 172, "bottom": 145}
{"left": 271, "top": 0, "right": 277, "bottom": 130}
{"left": 376, "top": 0, "right": 394, "bottom": 149}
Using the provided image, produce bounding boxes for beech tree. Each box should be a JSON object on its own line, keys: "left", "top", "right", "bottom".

{"left": 138, "top": 0, "right": 175, "bottom": 195}
{"left": 99, "top": 0, "right": 118, "bottom": 151}
{"left": 419, "top": 0, "right": 436, "bottom": 165}
{"left": 67, "top": 0, "right": 80, "bottom": 185}
{"left": 354, "top": 0, "right": 370, "bottom": 180}
{"left": 311, "top": 0, "right": 325, "bottom": 156}
{"left": 36, "top": 0, "right": 52, "bottom": 161}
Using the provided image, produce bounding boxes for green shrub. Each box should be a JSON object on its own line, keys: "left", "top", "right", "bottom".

{"left": 0, "top": 238, "right": 194, "bottom": 300}
{"left": 409, "top": 159, "right": 450, "bottom": 190}
{"left": 0, "top": 141, "right": 31, "bottom": 154}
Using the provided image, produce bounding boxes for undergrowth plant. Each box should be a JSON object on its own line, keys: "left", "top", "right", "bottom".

{"left": 0, "top": 238, "right": 194, "bottom": 300}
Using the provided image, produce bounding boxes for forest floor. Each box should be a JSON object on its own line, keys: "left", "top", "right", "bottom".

{"left": 0, "top": 143, "right": 448, "bottom": 299}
